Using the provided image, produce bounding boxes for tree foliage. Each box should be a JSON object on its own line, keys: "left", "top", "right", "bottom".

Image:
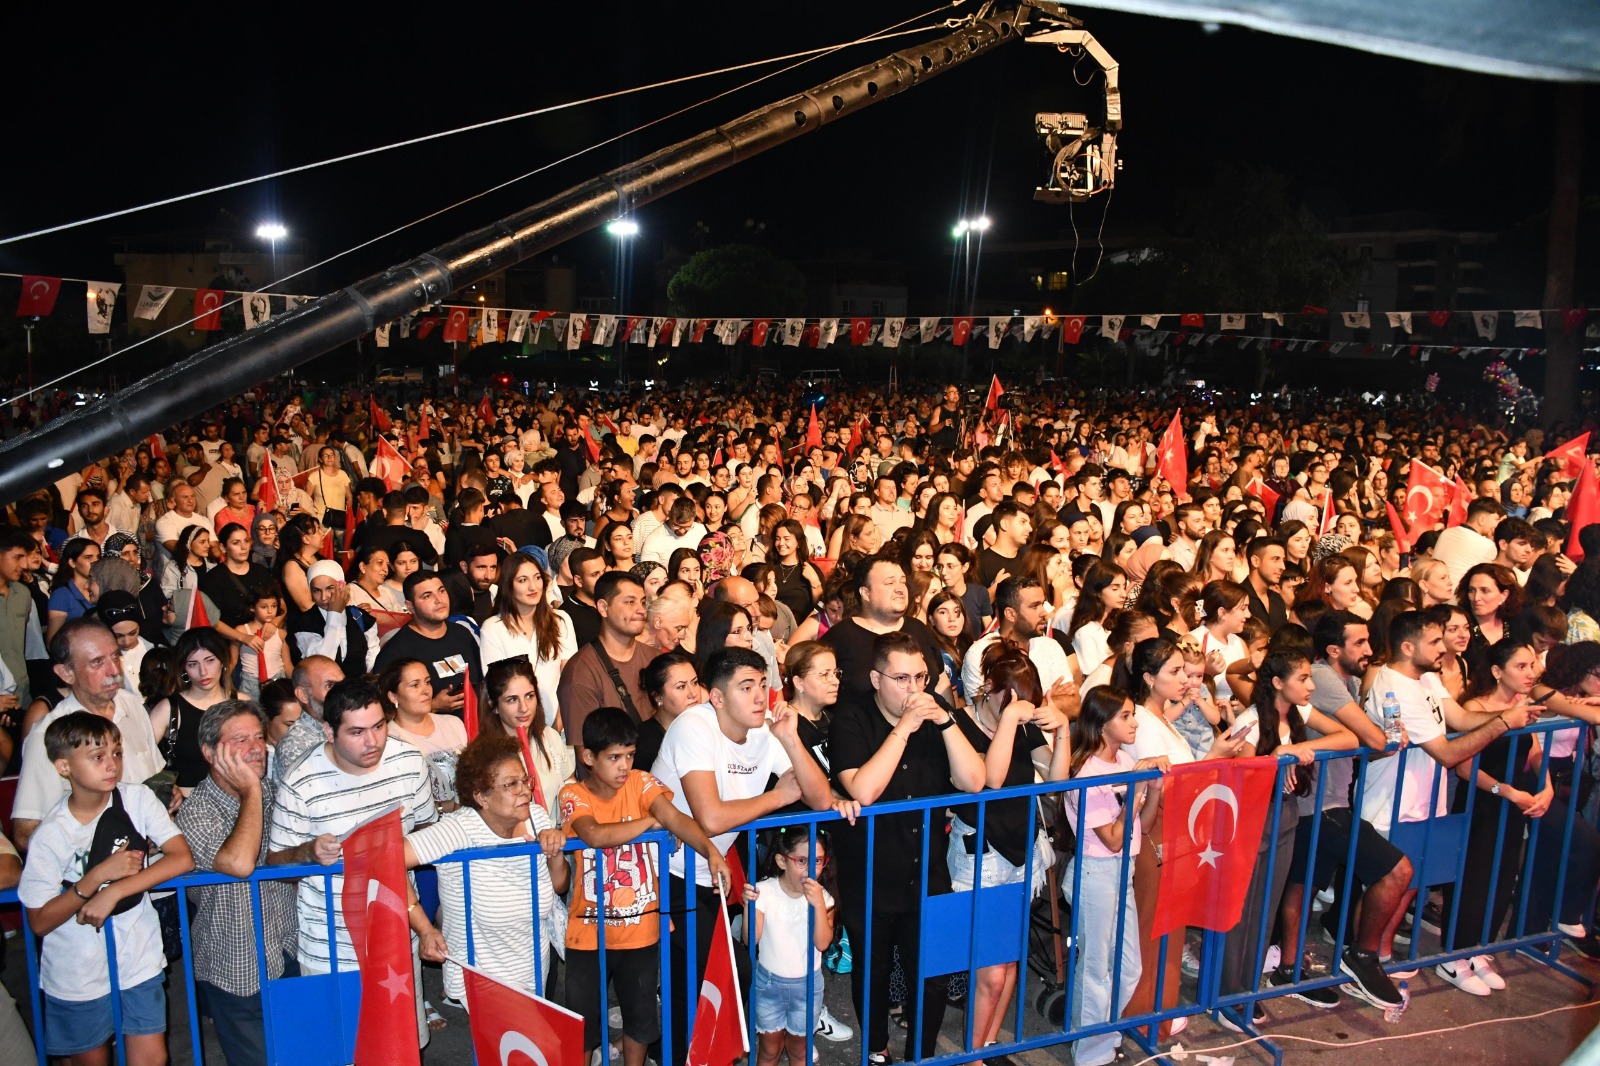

{"left": 666, "top": 243, "right": 806, "bottom": 317}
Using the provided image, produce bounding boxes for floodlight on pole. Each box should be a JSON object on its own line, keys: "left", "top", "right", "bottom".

{"left": 255, "top": 223, "right": 287, "bottom": 241}
{"left": 605, "top": 219, "right": 639, "bottom": 238}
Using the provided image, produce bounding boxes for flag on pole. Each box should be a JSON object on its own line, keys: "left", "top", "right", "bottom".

{"left": 463, "top": 962, "right": 582, "bottom": 1066}
{"left": 1545, "top": 433, "right": 1591, "bottom": 481}
{"left": 370, "top": 398, "right": 392, "bottom": 435}
{"left": 16, "top": 276, "right": 60, "bottom": 317}
{"left": 86, "top": 283, "right": 120, "bottom": 334}
{"left": 1156, "top": 411, "right": 1188, "bottom": 499}
{"left": 1319, "top": 490, "right": 1337, "bottom": 536}
{"left": 341, "top": 808, "right": 422, "bottom": 1066}
{"left": 805, "top": 405, "right": 822, "bottom": 452}
{"left": 1448, "top": 476, "right": 1472, "bottom": 528}
{"left": 514, "top": 726, "right": 547, "bottom": 811}
{"left": 257, "top": 450, "right": 280, "bottom": 512}
{"left": 984, "top": 375, "right": 1004, "bottom": 414}
{"left": 686, "top": 899, "right": 749, "bottom": 1066}
{"left": 345, "top": 493, "right": 359, "bottom": 547}
{"left": 1245, "top": 477, "right": 1279, "bottom": 522}
{"left": 372, "top": 437, "right": 411, "bottom": 492}
{"left": 183, "top": 586, "right": 211, "bottom": 631}
{"left": 1402, "top": 461, "right": 1452, "bottom": 532}
{"left": 463, "top": 673, "right": 480, "bottom": 740}
{"left": 1150, "top": 758, "right": 1279, "bottom": 939}
{"left": 1386, "top": 501, "right": 1412, "bottom": 553}
{"left": 1568, "top": 459, "right": 1599, "bottom": 563}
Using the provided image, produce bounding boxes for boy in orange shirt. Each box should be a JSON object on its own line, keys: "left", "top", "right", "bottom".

{"left": 560, "top": 706, "right": 729, "bottom": 1066}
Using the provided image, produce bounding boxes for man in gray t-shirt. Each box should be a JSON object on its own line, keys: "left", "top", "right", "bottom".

{"left": 1273, "top": 612, "right": 1413, "bottom": 1011}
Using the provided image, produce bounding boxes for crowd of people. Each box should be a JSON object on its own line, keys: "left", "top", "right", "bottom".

{"left": 3, "top": 376, "right": 1600, "bottom": 1066}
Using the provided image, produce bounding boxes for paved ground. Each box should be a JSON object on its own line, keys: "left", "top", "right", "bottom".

{"left": 4, "top": 918, "right": 1596, "bottom": 1065}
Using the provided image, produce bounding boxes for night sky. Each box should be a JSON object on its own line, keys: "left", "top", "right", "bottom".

{"left": 4, "top": 2, "right": 1596, "bottom": 292}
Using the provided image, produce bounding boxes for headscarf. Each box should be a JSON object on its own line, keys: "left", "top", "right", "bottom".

{"left": 250, "top": 512, "right": 278, "bottom": 570}
{"left": 1124, "top": 537, "right": 1167, "bottom": 584}
{"left": 698, "top": 531, "right": 735, "bottom": 584}
{"left": 103, "top": 531, "right": 141, "bottom": 573}
{"left": 1311, "top": 532, "right": 1353, "bottom": 564}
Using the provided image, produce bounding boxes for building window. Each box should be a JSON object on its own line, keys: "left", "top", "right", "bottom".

{"left": 485, "top": 280, "right": 499, "bottom": 295}
{"left": 840, "top": 299, "right": 853, "bottom": 314}
{"left": 871, "top": 300, "right": 884, "bottom": 316}
{"left": 1047, "top": 271, "right": 1071, "bottom": 291}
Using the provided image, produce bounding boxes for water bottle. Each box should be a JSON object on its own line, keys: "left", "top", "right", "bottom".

{"left": 1382, "top": 692, "right": 1403, "bottom": 746}
{"left": 1384, "top": 980, "right": 1410, "bottom": 1023}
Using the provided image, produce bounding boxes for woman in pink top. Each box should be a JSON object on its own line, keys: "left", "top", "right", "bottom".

{"left": 1063, "top": 686, "right": 1165, "bottom": 1066}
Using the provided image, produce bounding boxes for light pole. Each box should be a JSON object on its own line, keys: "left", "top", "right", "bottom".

{"left": 950, "top": 217, "right": 991, "bottom": 378}
{"left": 255, "top": 222, "right": 287, "bottom": 281}
{"left": 606, "top": 219, "right": 638, "bottom": 384}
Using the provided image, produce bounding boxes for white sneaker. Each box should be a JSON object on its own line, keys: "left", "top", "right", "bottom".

{"left": 1261, "top": 945, "right": 1281, "bottom": 977}
{"left": 1559, "top": 921, "right": 1588, "bottom": 939}
{"left": 1470, "top": 955, "right": 1506, "bottom": 991}
{"left": 815, "top": 1006, "right": 853, "bottom": 1042}
{"left": 1379, "top": 954, "right": 1418, "bottom": 979}
{"left": 1181, "top": 945, "right": 1201, "bottom": 977}
{"left": 1313, "top": 886, "right": 1335, "bottom": 913}
{"left": 1436, "top": 960, "right": 1492, "bottom": 996}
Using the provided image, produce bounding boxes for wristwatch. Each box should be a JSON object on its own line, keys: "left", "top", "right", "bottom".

{"left": 1490, "top": 782, "right": 1502, "bottom": 796}
{"left": 937, "top": 711, "right": 957, "bottom": 731}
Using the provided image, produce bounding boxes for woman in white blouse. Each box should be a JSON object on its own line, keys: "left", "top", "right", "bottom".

{"left": 1196, "top": 581, "right": 1252, "bottom": 703}
{"left": 478, "top": 552, "right": 576, "bottom": 733}
{"left": 1065, "top": 560, "right": 1130, "bottom": 679}
{"left": 1122, "top": 636, "right": 1251, "bottom": 1038}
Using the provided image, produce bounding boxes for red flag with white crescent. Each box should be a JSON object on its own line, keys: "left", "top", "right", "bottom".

{"left": 686, "top": 900, "right": 748, "bottom": 1066}
{"left": 257, "top": 450, "right": 280, "bottom": 513}
{"left": 340, "top": 808, "right": 422, "bottom": 1066}
{"left": 442, "top": 307, "right": 470, "bottom": 344}
{"left": 1447, "top": 476, "right": 1472, "bottom": 528}
{"left": 1568, "top": 460, "right": 1600, "bottom": 563}
{"left": 1545, "top": 432, "right": 1591, "bottom": 482}
{"left": 984, "top": 374, "right": 1004, "bottom": 414}
{"left": 1402, "top": 460, "right": 1451, "bottom": 532}
{"left": 1319, "top": 491, "right": 1337, "bottom": 536}
{"left": 17, "top": 276, "right": 61, "bottom": 317}
{"left": 1061, "top": 315, "right": 1086, "bottom": 344}
{"left": 462, "top": 962, "right": 583, "bottom": 1066}
{"left": 1156, "top": 411, "right": 1188, "bottom": 500}
{"left": 194, "top": 289, "right": 224, "bottom": 330}
{"left": 951, "top": 317, "right": 973, "bottom": 346}
{"left": 849, "top": 318, "right": 871, "bottom": 346}
{"left": 1150, "top": 757, "right": 1278, "bottom": 939}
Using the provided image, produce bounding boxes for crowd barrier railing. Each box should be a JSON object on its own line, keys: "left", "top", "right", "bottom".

{"left": 1, "top": 721, "right": 1595, "bottom": 1066}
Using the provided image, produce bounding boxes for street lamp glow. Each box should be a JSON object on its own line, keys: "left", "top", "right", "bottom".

{"left": 255, "top": 223, "right": 288, "bottom": 241}
{"left": 953, "top": 217, "right": 991, "bottom": 239}
{"left": 606, "top": 219, "right": 639, "bottom": 238}
{"left": 952, "top": 220, "right": 969, "bottom": 238}
{"left": 970, "top": 216, "right": 991, "bottom": 232}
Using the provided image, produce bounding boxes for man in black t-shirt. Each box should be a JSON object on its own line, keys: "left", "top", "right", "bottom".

{"left": 822, "top": 557, "right": 951, "bottom": 706}
{"left": 372, "top": 572, "right": 482, "bottom": 719}
{"left": 559, "top": 547, "right": 606, "bottom": 647}
{"left": 975, "top": 501, "right": 1032, "bottom": 589}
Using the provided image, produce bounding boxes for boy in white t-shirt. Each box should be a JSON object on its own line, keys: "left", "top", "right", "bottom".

{"left": 19, "top": 712, "right": 194, "bottom": 1066}
{"left": 649, "top": 646, "right": 837, "bottom": 1066}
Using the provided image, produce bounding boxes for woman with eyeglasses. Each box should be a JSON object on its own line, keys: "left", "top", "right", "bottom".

{"left": 784, "top": 641, "right": 842, "bottom": 773}
{"left": 402, "top": 734, "right": 572, "bottom": 1011}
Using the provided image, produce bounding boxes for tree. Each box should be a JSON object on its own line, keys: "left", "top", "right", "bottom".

{"left": 666, "top": 244, "right": 806, "bottom": 316}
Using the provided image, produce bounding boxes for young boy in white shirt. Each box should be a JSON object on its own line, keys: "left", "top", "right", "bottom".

{"left": 19, "top": 711, "right": 194, "bottom": 1066}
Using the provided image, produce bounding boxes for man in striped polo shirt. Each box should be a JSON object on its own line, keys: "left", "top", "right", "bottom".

{"left": 267, "top": 679, "right": 437, "bottom": 1046}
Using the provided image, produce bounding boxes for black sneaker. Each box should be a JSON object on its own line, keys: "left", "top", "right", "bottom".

{"left": 1565, "top": 930, "right": 1600, "bottom": 961}
{"left": 1215, "top": 1004, "right": 1268, "bottom": 1032}
{"left": 1266, "top": 965, "right": 1339, "bottom": 1008}
{"left": 868, "top": 1054, "right": 892, "bottom": 1066}
{"left": 1419, "top": 899, "right": 1444, "bottom": 936}
{"left": 1339, "top": 946, "right": 1403, "bottom": 1008}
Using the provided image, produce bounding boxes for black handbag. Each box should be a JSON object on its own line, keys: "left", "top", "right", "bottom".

{"left": 68, "top": 788, "right": 150, "bottom": 916}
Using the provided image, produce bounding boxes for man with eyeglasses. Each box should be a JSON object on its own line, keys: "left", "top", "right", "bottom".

{"left": 831, "top": 630, "right": 986, "bottom": 1065}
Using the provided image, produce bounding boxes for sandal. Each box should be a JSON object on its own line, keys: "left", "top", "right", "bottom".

{"left": 425, "top": 1000, "right": 448, "bottom": 1032}
{"left": 889, "top": 1005, "right": 909, "bottom": 1030}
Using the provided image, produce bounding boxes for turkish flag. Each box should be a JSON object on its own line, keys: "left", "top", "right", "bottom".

{"left": 805, "top": 405, "right": 822, "bottom": 452}
{"left": 16, "top": 276, "right": 61, "bottom": 317}
{"left": 463, "top": 963, "right": 582, "bottom": 1066}
{"left": 1150, "top": 757, "right": 1279, "bottom": 940}
{"left": 442, "top": 307, "right": 470, "bottom": 343}
{"left": 345, "top": 494, "right": 359, "bottom": 544}
{"left": 1061, "top": 316, "right": 1086, "bottom": 344}
{"left": 184, "top": 587, "right": 211, "bottom": 631}
{"left": 416, "top": 316, "right": 440, "bottom": 340}
{"left": 373, "top": 436, "right": 412, "bottom": 492}
{"left": 1180, "top": 313, "right": 1204, "bottom": 328}
{"left": 257, "top": 451, "right": 280, "bottom": 513}
{"left": 370, "top": 398, "right": 392, "bottom": 435}
{"left": 1050, "top": 450, "right": 1069, "bottom": 476}
{"left": 750, "top": 319, "right": 771, "bottom": 347}
{"left": 985, "top": 374, "right": 1004, "bottom": 413}
{"left": 951, "top": 317, "right": 973, "bottom": 346}
{"left": 850, "top": 318, "right": 871, "bottom": 346}
{"left": 479, "top": 392, "right": 495, "bottom": 425}
{"left": 463, "top": 671, "right": 480, "bottom": 740}
{"left": 1156, "top": 411, "right": 1188, "bottom": 499}
{"left": 1568, "top": 460, "right": 1600, "bottom": 563}
{"left": 1319, "top": 491, "right": 1337, "bottom": 536}
{"left": 846, "top": 420, "right": 863, "bottom": 456}
{"left": 341, "top": 808, "right": 422, "bottom": 1066}
{"left": 693, "top": 319, "right": 713, "bottom": 344}
{"left": 1246, "top": 477, "right": 1279, "bottom": 523}
{"left": 687, "top": 902, "right": 748, "bottom": 1066}
{"left": 1386, "top": 501, "right": 1412, "bottom": 553}
{"left": 146, "top": 432, "right": 168, "bottom": 461}
{"left": 1428, "top": 310, "right": 1452, "bottom": 329}
{"left": 417, "top": 408, "right": 431, "bottom": 441}
{"left": 802, "top": 322, "right": 821, "bottom": 348}
{"left": 194, "top": 289, "right": 225, "bottom": 330}
{"left": 1545, "top": 432, "right": 1591, "bottom": 481}
{"left": 622, "top": 316, "right": 643, "bottom": 343}
{"left": 1447, "top": 476, "right": 1472, "bottom": 528}
{"left": 1565, "top": 309, "right": 1590, "bottom": 333}
{"left": 1402, "top": 460, "right": 1451, "bottom": 532}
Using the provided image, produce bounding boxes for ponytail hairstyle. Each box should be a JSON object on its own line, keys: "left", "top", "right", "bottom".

{"left": 759, "top": 825, "right": 837, "bottom": 896}
{"left": 1129, "top": 636, "right": 1181, "bottom": 704}
{"left": 1251, "top": 651, "right": 1311, "bottom": 793}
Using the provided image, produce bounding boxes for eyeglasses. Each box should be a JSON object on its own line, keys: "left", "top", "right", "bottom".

{"left": 881, "top": 671, "right": 929, "bottom": 688}
{"left": 492, "top": 776, "right": 533, "bottom": 795}
{"left": 781, "top": 852, "right": 827, "bottom": 867}
{"left": 808, "top": 668, "right": 845, "bottom": 680}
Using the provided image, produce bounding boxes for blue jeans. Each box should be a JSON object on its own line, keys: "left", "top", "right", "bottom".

{"left": 199, "top": 982, "right": 267, "bottom": 1066}
{"left": 1066, "top": 855, "right": 1142, "bottom": 1066}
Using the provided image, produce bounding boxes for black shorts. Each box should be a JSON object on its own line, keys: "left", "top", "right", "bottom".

{"left": 564, "top": 945, "right": 661, "bottom": 1050}
{"left": 1288, "top": 807, "right": 1406, "bottom": 891}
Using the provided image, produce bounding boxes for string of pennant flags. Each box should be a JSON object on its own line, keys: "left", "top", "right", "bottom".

{"left": 8, "top": 272, "right": 1596, "bottom": 360}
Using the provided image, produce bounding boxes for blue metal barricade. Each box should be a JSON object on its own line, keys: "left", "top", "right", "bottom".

{"left": 1, "top": 726, "right": 1594, "bottom": 1066}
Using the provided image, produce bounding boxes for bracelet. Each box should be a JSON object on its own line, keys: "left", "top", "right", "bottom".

{"left": 72, "top": 882, "right": 96, "bottom": 902}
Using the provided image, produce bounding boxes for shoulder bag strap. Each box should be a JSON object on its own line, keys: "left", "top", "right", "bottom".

{"left": 588, "top": 639, "right": 640, "bottom": 720}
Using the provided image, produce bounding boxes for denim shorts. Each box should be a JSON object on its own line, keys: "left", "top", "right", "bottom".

{"left": 753, "top": 963, "right": 823, "bottom": 1036}
{"left": 44, "top": 974, "right": 167, "bottom": 1056}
